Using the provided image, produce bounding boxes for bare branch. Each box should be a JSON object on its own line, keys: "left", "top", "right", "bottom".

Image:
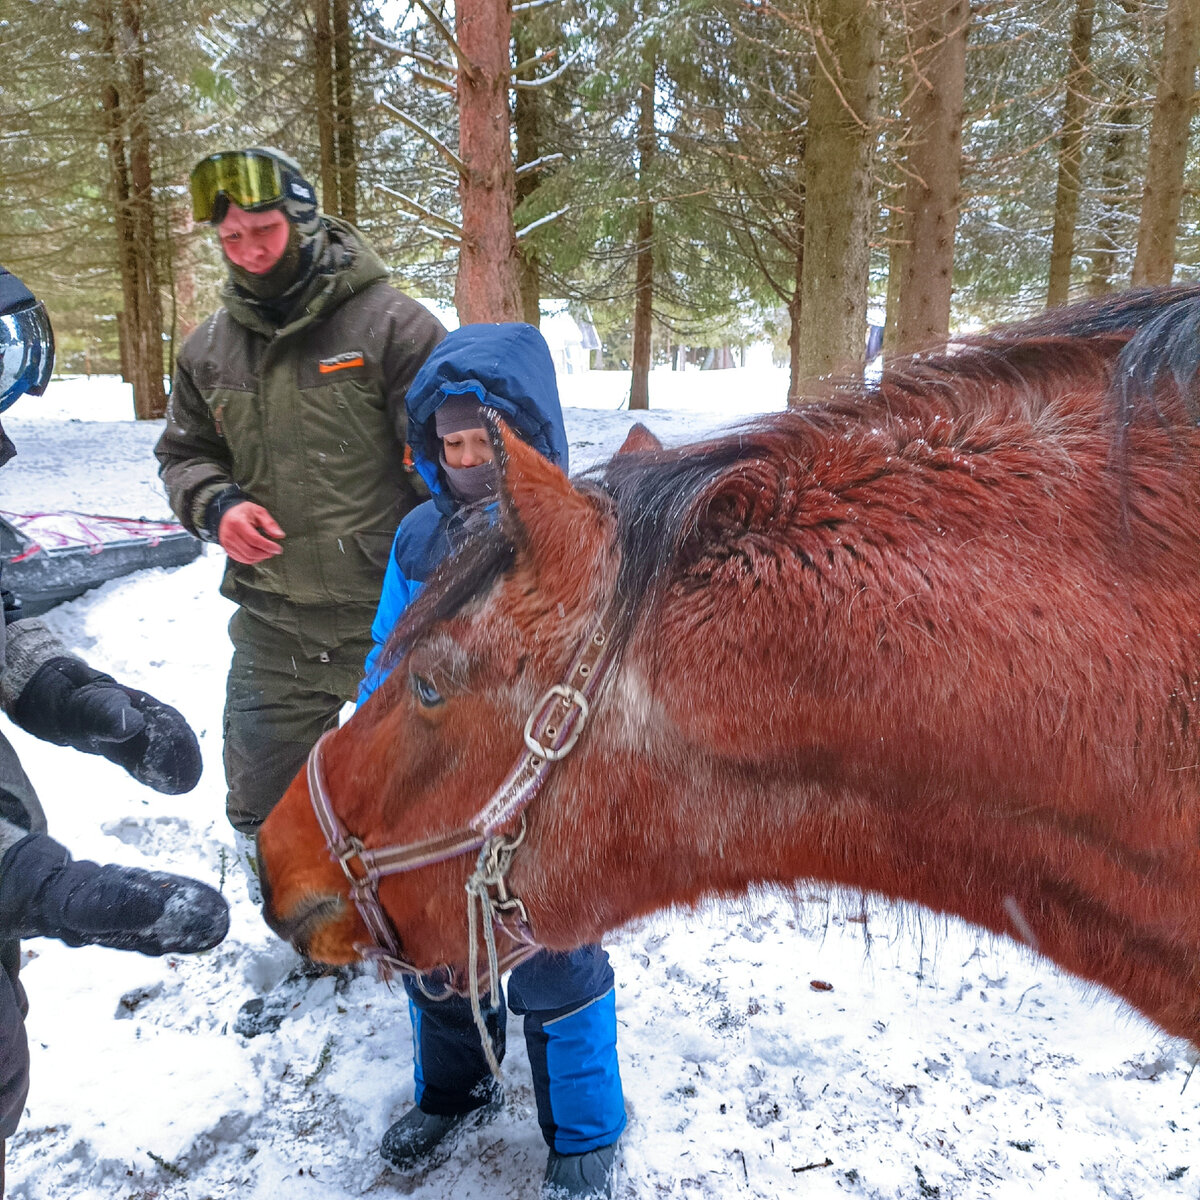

{"left": 412, "top": 68, "right": 457, "bottom": 96}
{"left": 367, "top": 31, "right": 455, "bottom": 76}
{"left": 379, "top": 98, "right": 466, "bottom": 176}
{"left": 513, "top": 47, "right": 582, "bottom": 90}
{"left": 515, "top": 152, "right": 565, "bottom": 178}
{"left": 392, "top": 209, "right": 463, "bottom": 245}
{"left": 513, "top": 46, "right": 557, "bottom": 75}
{"left": 516, "top": 207, "right": 568, "bottom": 239}
{"left": 407, "top": 0, "right": 478, "bottom": 82}
{"left": 375, "top": 182, "right": 464, "bottom": 236}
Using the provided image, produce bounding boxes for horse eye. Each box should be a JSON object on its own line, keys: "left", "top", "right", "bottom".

{"left": 410, "top": 673, "right": 444, "bottom": 708}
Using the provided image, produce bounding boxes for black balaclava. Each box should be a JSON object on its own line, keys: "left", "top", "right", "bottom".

{"left": 218, "top": 148, "right": 329, "bottom": 323}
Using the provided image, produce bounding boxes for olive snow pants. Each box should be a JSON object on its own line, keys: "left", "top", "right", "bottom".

{"left": 223, "top": 609, "right": 374, "bottom": 834}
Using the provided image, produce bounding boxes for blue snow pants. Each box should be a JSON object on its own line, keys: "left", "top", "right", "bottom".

{"left": 404, "top": 944, "right": 626, "bottom": 1154}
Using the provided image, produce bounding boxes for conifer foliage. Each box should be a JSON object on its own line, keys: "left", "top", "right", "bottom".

{"left": 0, "top": 0, "right": 1194, "bottom": 414}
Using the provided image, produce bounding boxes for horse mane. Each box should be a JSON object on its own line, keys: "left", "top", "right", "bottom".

{"left": 384, "top": 286, "right": 1200, "bottom": 673}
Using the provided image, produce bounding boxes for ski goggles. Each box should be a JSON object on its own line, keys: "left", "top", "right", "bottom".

{"left": 0, "top": 301, "right": 54, "bottom": 413}
{"left": 189, "top": 150, "right": 314, "bottom": 224}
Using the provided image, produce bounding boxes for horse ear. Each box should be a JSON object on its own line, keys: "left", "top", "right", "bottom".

{"left": 617, "top": 422, "right": 662, "bottom": 455}
{"left": 485, "top": 415, "right": 606, "bottom": 599}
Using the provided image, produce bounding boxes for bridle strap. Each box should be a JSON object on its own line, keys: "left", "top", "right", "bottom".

{"left": 304, "top": 612, "right": 619, "bottom": 994}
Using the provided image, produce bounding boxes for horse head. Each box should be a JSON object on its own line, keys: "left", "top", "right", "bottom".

{"left": 258, "top": 420, "right": 649, "bottom": 988}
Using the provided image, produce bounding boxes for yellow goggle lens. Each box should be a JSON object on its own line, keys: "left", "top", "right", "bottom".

{"left": 189, "top": 152, "right": 285, "bottom": 223}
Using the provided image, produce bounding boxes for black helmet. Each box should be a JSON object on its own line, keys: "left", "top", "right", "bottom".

{"left": 189, "top": 147, "right": 319, "bottom": 234}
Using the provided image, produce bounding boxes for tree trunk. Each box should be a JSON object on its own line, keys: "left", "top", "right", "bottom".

{"left": 98, "top": 1, "right": 137, "bottom": 388}
{"left": 122, "top": 0, "right": 165, "bottom": 419}
{"left": 454, "top": 0, "right": 522, "bottom": 324}
{"left": 893, "top": 0, "right": 968, "bottom": 353}
{"left": 1132, "top": 0, "right": 1199, "bottom": 286}
{"left": 786, "top": 242, "right": 803, "bottom": 408}
{"left": 513, "top": 18, "right": 542, "bottom": 327}
{"left": 1087, "top": 75, "right": 1137, "bottom": 297}
{"left": 97, "top": 0, "right": 165, "bottom": 419}
{"left": 629, "top": 41, "right": 656, "bottom": 412}
{"left": 332, "top": 0, "right": 357, "bottom": 224}
{"left": 882, "top": 194, "right": 903, "bottom": 355}
{"left": 313, "top": 0, "right": 339, "bottom": 214}
{"left": 795, "top": 0, "right": 880, "bottom": 381}
{"left": 1046, "top": 0, "right": 1096, "bottom": 307}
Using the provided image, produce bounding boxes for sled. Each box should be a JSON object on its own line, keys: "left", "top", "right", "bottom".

{"left": 0, "top": 509, "right": 202, "bottom": 618}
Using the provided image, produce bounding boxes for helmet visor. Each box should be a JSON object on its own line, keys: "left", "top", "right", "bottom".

{"left": 190, "top": 151, "right": 287, "bottom": 223}
{"left": 0, "top": 301, "right": 54, "bottom": 413}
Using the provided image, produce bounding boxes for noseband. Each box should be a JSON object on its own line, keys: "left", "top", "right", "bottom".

{"left": 305, "top": 616, "right": 619, "bottom": 1007}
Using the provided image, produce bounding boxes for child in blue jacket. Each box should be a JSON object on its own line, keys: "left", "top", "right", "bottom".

{"left": 359, "top": 323, "right": 625, "bottom": 1200}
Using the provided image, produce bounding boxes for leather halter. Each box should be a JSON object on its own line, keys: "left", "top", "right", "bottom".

{"left": 305, "top": 616, "right": 619, "bottom": 996}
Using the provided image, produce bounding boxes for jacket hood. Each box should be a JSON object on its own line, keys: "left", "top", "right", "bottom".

{"left": 406, "top": 322, "right": 569, "bottom": 502}
{"left": 219, "top": 216, "right": 389, "bottom": 337}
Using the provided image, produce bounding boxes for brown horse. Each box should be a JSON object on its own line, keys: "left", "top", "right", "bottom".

{"left": 259, "top": 286, "right": 1200, "bottom": 1046}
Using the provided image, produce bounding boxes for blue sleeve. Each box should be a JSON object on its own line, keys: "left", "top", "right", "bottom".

{"left": 358, "top": 533, "right": 419, "bottom": 705}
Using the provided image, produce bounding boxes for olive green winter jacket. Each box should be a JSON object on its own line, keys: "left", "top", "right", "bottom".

{"left": 155, "top": 219, "right": 445, "bottom": 638}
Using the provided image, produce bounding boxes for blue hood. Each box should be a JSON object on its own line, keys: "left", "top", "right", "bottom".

{"left": 406, "top": 322, "right": 569, "bottom": 501}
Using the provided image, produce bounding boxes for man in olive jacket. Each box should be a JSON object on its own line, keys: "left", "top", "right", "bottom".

{"left": 156, "top": 148, "right": 445, "bottom": 844}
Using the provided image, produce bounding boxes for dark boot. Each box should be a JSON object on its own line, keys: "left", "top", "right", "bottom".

{"left": 379, "top": 1092, "right": 503, "bottom": 1171}
{"left": 542, "top": 1143, "right": 618, "bottom": 1199}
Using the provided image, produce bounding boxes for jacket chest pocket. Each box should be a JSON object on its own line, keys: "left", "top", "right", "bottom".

{"left": 202, "top": 388, "right": 267, "bottom": 482}
{"left": 203, "top": 388, "right": 257, "bottom": 438}
{"left": 297, "top": 352, "right": 377, "bottom": 394}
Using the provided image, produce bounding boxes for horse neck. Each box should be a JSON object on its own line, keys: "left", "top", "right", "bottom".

{"left": 518, "top": 628, "right": 1200, "bottom": 1047}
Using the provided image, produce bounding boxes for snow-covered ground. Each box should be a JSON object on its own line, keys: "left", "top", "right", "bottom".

{"left": 2, "top": 369, "right": 1198, "bottom": 1200}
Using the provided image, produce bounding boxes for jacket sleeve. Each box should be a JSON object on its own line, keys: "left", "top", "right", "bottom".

{"left": 0, "top": 619, "right": 60, "bottom": 850}
{"left": 358, "top": 529, "right": 420, "bottom": 705}
{"left": 154, "top": 353, "right": 237, "bottom": 538}
{"left": 381, "top": 299, "right": 446, "bottom": 453}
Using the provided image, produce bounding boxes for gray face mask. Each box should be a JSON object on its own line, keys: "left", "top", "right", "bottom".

{"left": 439, "top": 453, "right": 498, "bottom": 504}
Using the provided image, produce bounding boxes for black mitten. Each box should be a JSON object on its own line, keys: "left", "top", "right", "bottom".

{"left": 0, "top": 833, "right": 229, "bottom": 955}
{"left": 12, "top": 657, "right": 202, "bottom": 795}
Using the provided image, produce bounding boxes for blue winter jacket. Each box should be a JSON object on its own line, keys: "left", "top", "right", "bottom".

{"left": 358, "top": 323, "right": 570, "bottom": 702}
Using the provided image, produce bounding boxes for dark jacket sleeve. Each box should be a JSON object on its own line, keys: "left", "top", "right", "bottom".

{"left": 0, "top": 619, "right": 60, "bottom": 851}
{"left": 154, "top": 350, "right": 236, "bottom": 538}
{"left": 381, "top": 297, "right": 446, "bottom": 457}
{"left": 0, "top": 935, "right": 30, "bottom": 1140}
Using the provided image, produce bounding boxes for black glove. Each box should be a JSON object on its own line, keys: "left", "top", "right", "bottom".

{"left": 0, "top": 833, "right": 229, "bottom": 955}
{"left": 12, "top": 657, "right": 202, "bottom": 795}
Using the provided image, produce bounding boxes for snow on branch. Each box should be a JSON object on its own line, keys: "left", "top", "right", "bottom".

{"left": 367, "top": 31, "right": 455, "bottom": 77}
{"left": 406, "top": 0, "right": 478, "bottom": 83}
{"left": 514, "top": 153, "right": 565, "bottom": 179}
{"left": 375, "top": 183, "right": 464, "bottom": 238}
{"left": 512, "top": 0, "right": 560, "bottom": 11}
{"left": 379, "top": 99, "right": 466, "bottom": 177}
{"left": 392, "top": 209, "right": 463, "bottom": 246}
{"left": 516, "top": 207, "right": 568, "bottom": 239}
{"left": 411, "top": 69, "right": 457, "bottom": 96}
{"left": 513, "top": 46, "right": 582, "bottom": 91}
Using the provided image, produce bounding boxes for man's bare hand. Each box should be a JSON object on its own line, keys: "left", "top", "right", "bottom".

{"left": 219, "top": 502, "right": 285, "bottom": 564}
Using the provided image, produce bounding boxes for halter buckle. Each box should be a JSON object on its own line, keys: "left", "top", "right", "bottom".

{"left": 333, "top": 836, "right": 374, "bottom": 888}
{"left": 523, "top": 684, "right": 590, "bottom": 761}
